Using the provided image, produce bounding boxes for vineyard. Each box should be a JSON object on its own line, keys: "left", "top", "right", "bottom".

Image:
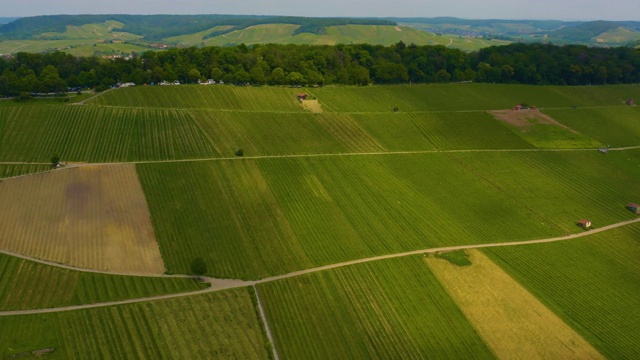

{"left": 90, "top": 85, "right": 306, "bottom": 112}
{"left": 138, "top": 149, "right": 638, "bottom": 279}
{"left": 0, "top": 253, "right": 206, "bottom": 311}
{"left": 0, "top": 288, "right": 270, "bottom": 359}
{"left": 257, "top": 256, "right": 493, "bottom": 359}
{"left": 0, "top": 83, "right": 639, "bottom": 358}
{"left": 305, "top": 83, "right": 640, "bottom": 112}
{"left": 545, "top": 106, "right": 640, "bottom": 147}
{"left": 425, "top": 250, "right": 603, "bottom": 359}
{"left": 0, "top": 105, "right": 219, "bottom": 162}
{"left": 0, "top": 164, "right": 165, "bottom": 274}
{"left": 485, "top": 223, "right": 640, "bottom": 359}
{"left": 0, "top": 164, "right": 51, "bottom": 179}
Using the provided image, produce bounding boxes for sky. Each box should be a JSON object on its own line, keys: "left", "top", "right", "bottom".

{"left": 1, "top": 0, "right": 638, "bottom": 21}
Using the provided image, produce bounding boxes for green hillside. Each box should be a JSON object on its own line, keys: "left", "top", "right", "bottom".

{"left": 1, "top": 83, "right": 640, "bottom": 358}
{"left": 193, "top": 24, "right": 508, "bottom": 49}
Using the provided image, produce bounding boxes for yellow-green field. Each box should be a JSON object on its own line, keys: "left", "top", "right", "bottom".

{"left": 425, "top": 250, "right": 603, "bottom": 359}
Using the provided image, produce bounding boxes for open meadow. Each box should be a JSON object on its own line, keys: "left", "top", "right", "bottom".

{"left": 0, "top": 83, "right": 639, "bottom": 358}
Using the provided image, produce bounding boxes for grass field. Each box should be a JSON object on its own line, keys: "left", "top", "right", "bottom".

{"left": 484, "top": 223, "right": 640, "bottom": 359}
{"left": 0, "top": 253, "right": 207, "bottom": 311}
{"left": 544, "top": 106, "right": 640, "bottom": 147}
{"left": 0, "top": 288, "right": 270, "bottom": 359}
{"left": 426, "top": 250, "right": 603, "bottom": 359}
{"left": 258, "top": 256, "right": 493, "bottom": 359}
{"left": 0, "top": 164, "right": 164, "bottom": 274}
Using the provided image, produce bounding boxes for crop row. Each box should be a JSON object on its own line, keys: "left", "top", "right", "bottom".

{"left": 0, "top": 288, "right": 269, "bottom": 359}
{"left": 0, "top": 253, "right": 206, "bottom": 311}
{"left": 0, "top": 105, "right": 218, "bottom": 162}
{"left": 258, "top": 256, "right": 493, "bottom": 359}
{"left": 308, "top": 83, "right": 640, "bottom": 112}
{"left": 136, "top": 149, "right": 640, "bottom": 279}
{"left": 484, "top": 223, "right": 640, "bottom": 359}
{"left": 0, "top": 164, "right": 51, "bottom": 179}
{"left": 545, "top": 106, "right": 640, "bottom": 147}
{"left": 90, "top": 85, "right": 305, "bottom": 112}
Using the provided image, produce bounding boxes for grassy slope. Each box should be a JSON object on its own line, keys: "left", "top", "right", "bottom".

{"left": 0, "top": 105, "right": 219, "bottom": 162}
{"left": 484, "top": 223, "right": 640, "bottom": 359}
{"left": 137, "top": 150, "right": 638, "bottom": 279}
{"left": 89, "top": 85, "right": 305, "bottom": 111}
{"left": 545, "top": 107, "right": 640, "bottom": 147}
{"left": 0, "top": 253, "right": 207, "bottom": 311}
{"left": 188, "top": 24, "right": 507, "bottom": 48}
{"left": 258, "top": 256, "right": 493, "bottom": 359}
{"left": 308, "top": 83, "right": 640, "bottom": 112}
{"left": 0, "top": 288, "right": 270, "bottom": 359}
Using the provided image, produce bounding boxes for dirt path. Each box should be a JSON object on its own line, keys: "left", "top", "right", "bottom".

{"left": 71, "top": 88, "right": 115, "bottom": 105}
{"left": 253, "top": 286, "right": 280, "bottom": 360}
{"left": 1, "top": 217, "right": 638, "bottom": 317}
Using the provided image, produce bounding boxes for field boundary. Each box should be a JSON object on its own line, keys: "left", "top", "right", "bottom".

{"left": 253, "top": 286, "right": 280, "bottom": 360}
{"left": 1, "top": 145, "right": 637, "bottom": 170}
{"left": 1, "top": 217, "right": 638, "bottom": 317}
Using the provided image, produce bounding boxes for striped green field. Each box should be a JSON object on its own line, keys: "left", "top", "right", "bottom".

{"left": 0, "top": 288, "right": 270, "bottom": 360}
{"left": 257, "top": 256, "right": 493, "bottom": 359}
{"left": 544, "top": 106, "right": 640, "bottom": 147}
{"left": 0, "top": 105, "right": 218, "bottom": 162}
{"left": 484, "top": 223, "right": 640, "bottom": 359}
{"left": 0, "top": 253, "right": 207, "bottom": 311}
{"left": 0, "top": 164, "right": 51, "bottom": 179}
{"left": 352, "top": 111, "right": 533, "bottom": 150}
{"left": 138, "top": 149, "right": 638, "bottom": 279}
{"left": 89, "top": 85, "right": 306, "bottom": 112}
{"left": 308, "top": 84, "right": 640, "bottom": 112}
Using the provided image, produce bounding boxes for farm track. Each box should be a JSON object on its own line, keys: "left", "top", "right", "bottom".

{"left": 1, "top": 145, "right": 638, "bottom": 172}
{"left": 1, "top": 217, "right": 639, "bottom": 317}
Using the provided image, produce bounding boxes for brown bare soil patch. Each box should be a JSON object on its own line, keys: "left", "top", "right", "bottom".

{"left": 0, "top": 164, "right": 165, "bottom": 274}
{"left": 301, "top": 99, "right": 323, "bottom": 113}
{"left": 491, "top": 109, "right": 580, "bottom": 134}
{"left": 425, "top": 250, "right": 603, "bottom": 360}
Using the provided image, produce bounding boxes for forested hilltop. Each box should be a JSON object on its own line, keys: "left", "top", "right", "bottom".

{"left": 1, "top": 42, "right": 639, "bottom": 96}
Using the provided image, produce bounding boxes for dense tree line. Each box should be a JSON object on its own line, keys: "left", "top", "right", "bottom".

{"left": 0, "top": 42, "right": 639, "bottom": 97}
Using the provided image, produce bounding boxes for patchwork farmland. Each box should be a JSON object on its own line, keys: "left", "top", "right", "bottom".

{"left": 1, "top": 83, "right": 639, "bottom": 359}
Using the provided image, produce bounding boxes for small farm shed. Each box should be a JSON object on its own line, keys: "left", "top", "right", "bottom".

{"left": 296, "top": 93, "right": 308, "bottom": 100}
{"left": 627, "top": 203, "right": 640, "bottom": 214}
{"left": 599, "top": 148, "right": 608, "bottom": 154}
{"left": 626, "top": 99, "right": 635, "bottom": 106}
{"left": 578, "top": 219, "right": 592, "bottom": 229}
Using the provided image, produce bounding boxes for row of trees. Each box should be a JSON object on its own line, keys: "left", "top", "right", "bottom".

{"left": 1, "top": 42, "right": 639, "bottom": 97}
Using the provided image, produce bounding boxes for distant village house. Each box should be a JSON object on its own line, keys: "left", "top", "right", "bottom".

{"left": 627, "top": 203, "right": 640, "bottom": 214}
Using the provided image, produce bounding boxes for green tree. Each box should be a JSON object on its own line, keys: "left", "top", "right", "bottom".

{"left": 188, "top": 68, "right": 202, "bottom": 83}
{"left": 190, "top": 257, "right": 208, "bottom": 277}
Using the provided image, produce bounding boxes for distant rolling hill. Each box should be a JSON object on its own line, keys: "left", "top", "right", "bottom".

{"left": 548, "top": 20, "right": 640, "bottom": 45}
{"left": 0, "top": 15, "right": 509, "bottom": 55}
{"left": 1, "top": 15, "right": 639, "bottom": 57}
{"left": 167, "top": 24, "right": 509, "bottom": 50}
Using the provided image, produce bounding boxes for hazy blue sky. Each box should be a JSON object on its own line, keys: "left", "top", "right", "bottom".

{"left": 1, "top": 0, "right": 638, "bottom": 21}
